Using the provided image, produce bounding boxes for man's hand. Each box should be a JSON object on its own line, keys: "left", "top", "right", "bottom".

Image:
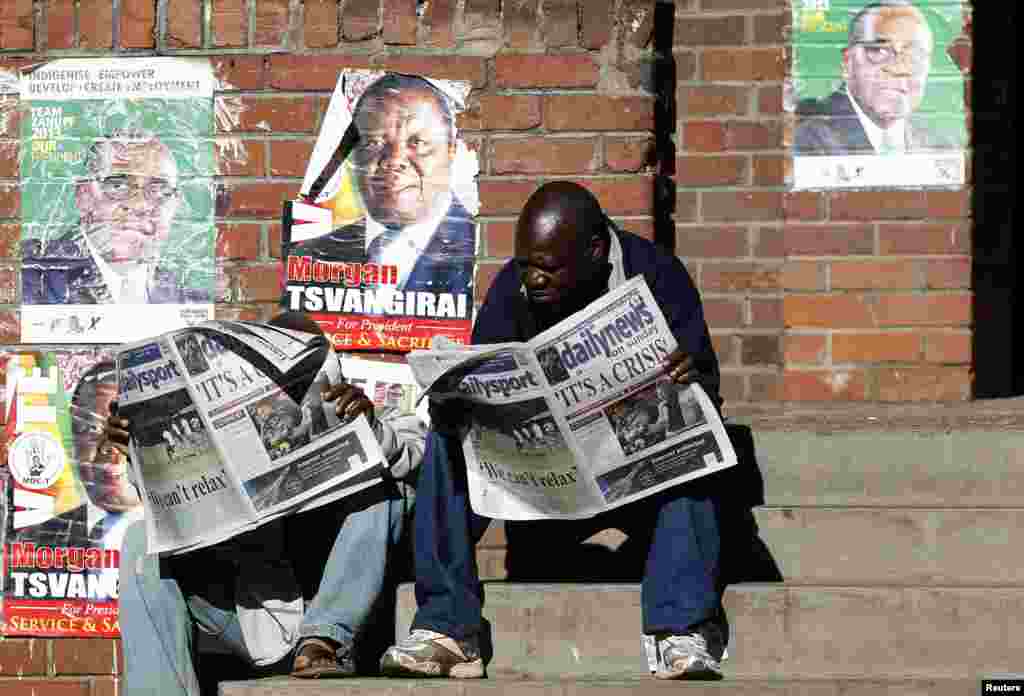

{"left": 661, "top": 348, "right": 699, "bottom": 385}
{"left": 428, "top": 397, "right": 472, "bottom": 438}
{"left": 323, "top": 383, "right": 375, "bottom": 426}
{"left": 104, "top": 401, "right": 132, "bottom": 458}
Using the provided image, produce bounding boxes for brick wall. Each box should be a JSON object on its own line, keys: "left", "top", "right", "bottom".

{"left": 0, "top": 0, "right": 976, "bottom": 688}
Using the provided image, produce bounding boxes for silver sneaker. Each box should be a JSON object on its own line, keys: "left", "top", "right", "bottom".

{"left": 652, "top": 620, "right": 726, "bottom": 680}
{"left": 380, "top": 629, "right": 485, "bottom": 678}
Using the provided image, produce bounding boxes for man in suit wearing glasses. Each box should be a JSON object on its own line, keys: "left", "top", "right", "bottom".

{"left": 21, "top": 128, "right": 211, "bottom": 306}
{"left": 794, "top": 1, "right": 956, "bottom": 156}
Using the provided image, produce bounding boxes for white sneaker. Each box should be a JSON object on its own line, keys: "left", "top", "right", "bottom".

{"left": 380, "top": 629, "right": 485, "bottom": 678}
{"left": 652, "top": 620, "right": 725, "bottom": 680}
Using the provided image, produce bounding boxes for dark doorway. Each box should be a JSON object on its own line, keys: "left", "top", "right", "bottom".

{"left": 972, "top": 3, "right": 1020, "bottom": 397}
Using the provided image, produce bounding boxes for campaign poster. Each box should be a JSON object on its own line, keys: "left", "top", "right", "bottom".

{"left": 282, "top": 70, "right": 479, "bottom": 353}
{"left": 1, "top": 352, "right": 141, "bottom": 637}
{"left": 19, "top": 57, "right": 216, "bottom": 343}
{"left": 790, "top": 0, "right": 967, "bottom": 189}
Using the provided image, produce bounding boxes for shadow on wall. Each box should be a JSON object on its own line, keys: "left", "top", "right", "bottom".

{"left": 971, "top": 2, "right": 1021, "bottom": 398}
{"left": 652, "top": 1, "right": 677, "bottom": 254}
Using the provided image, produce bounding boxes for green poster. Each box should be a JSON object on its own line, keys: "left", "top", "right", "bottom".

{"left": 19, "top": 58, "right": 216, "bottom": 342}
{"left": 790, "top": 1, "right": 967, "bottom": 188}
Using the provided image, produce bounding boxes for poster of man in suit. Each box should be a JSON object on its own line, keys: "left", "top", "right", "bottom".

{"left": 790, "top": 0, "right": 966, "bottom": 188}
{"left": 282, "top": 70, "right": 479, "bottom": 352}
{"left": 18, "top": 58, "right": 215, "bottom": 342}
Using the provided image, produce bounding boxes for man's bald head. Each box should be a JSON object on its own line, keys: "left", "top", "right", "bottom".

{"left": 514, "top": 182, "right": 611, "bottom": 321}
{"left": 268, "top": 311, "right": 325, "bottom": 336}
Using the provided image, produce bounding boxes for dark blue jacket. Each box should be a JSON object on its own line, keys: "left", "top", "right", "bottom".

{"left": 471, "top": 227, "right": 723, "bottom": 410}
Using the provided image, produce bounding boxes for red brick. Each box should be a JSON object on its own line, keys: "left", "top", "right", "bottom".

{"left": 0, "top": 309, "right": 18, "bottom": 342}
{"left": 580, "top": 0, "right": 613, "bottom": 48}
{"left": 702, "top": 262, "right": 778, "bottom": 292}
{"left": 785, "top": 224, "right": 875, "bottom": 256}
{"left": 570, "top": 177, "right": 652, "bottom": 216}
{"left": 618, "top": 218, "right": 654, "bottom": 240}
{"left": 477, "top": 179, "right": 538, "bottom": 215}
{"left": 427, "top": 0, "right": 456, "bottom": 48}
{"left": 676, "top": 51, "right": 697, "bottom": 81}
{"left": 749, "top": 372, "right": 782, "bottom": 401}
{"left": 225, "top": 182, "right": 300, "bottom": 217}
{"left": 925, "top": 190, "right": 970, "bottom": 219}
{"left": 677, "top": 86, "right": 747, "bottom": 116}
{"left": 462, "top": 0, "right": 501, "bottom": 41}
{"left": 781, "top": 260, "right": 824, "bottom": 291}
{"left": 542, "top": 0, "right": 578, "bottom": 47}
{"left": 831, "top": 260, "right": 918, "bottom": 290}
{"left": 0, "top": 222, "right": 19, "bottom": 257}
{"left": 213, "top": 56, "right": 266, "bottom": 91}
{"left": 703, "top": 191, "right": 782, "bottom": 222}
{"left": 212, "top": 0, "right": 248, "bottom": 47}
{"left": 784, "top": 294, "right": 875, "bottom": 329}
{"left": 0, "top": 96, "right": 21, "bottom": 137}
{"left": 383, "top": 0, "right": 418, "bottom": 44}
{"left": 53, "top": 638, "right": 118, "bottom": 675}
{"left": 474, "top": 262, "right": 504, "bottom": 303}
{"left": 753, "top": 154, "right": 785, "bottom": 186}
{"left": 711, "top": 333, "right": 737, "bottom": 365}
{"left": 237, "top": 264, "right": 285, "bottom": 302}
{"left": 270, "top": 139, "right": 315, "bottom": 177}
{"left": 758, "top": 85, "right": 784, "bottom": 115}
{"left": 496, "top": 55, "right": 598, "bottom": 88}
{"left": 217, "top": 223, "right": 262, "bottom": 260}
{"left": 673, "top": 15, "right": 745, "bottom": 46}
{"left": 473, "top": 95, "right": 541, "bottom": 131}
{"left": 544, "top": 95, "right": 654, "bottom": 132}
{"left": 741, "top": 334, "right": 780, "bottom": 365}
{"left": 719, "top": 372, "right": 746, "bottom": 403}
{"left": 268, "top": 222, "right": 282, "bottom": 258}
{"left": 121, "top": 0, "right": 156, "bottom": 48}
{"left": 0, "top": 266, "right": 15, "bottom": 303}
{"left": 343, "top": 0, "right": 380, "bottom": 40}
{"left": 215, "top": 139, "right": 267, "bottom": 176}
{"left": 878, "top": 223, "right": 970, "bottom": 255}
{"left": 783, "top": 370, "right": 868, "bottom": 401}
{"left": 725, "top": 120, "right": 782, "bottom": 150}
{"left": 876, "top": 366, "right": 971, "bottom": 402}
{"left": 0, "top": 681, "right": 90, "bottom": 696}
{"left": 783, "top": 334, "right": 826, "bottom": 365}
{"left": 492, "top": 137, "right": 597, "bottom": 175}
{"left": 0, "top": 183, "right": 20, "bottom": 217}
{"left": 382, "top": 56, "right": 487, "bottom": 87}
{"left": 605, "top": 137, "right": 654, "bottom": 173}
{"left": 832, "top": 332, "right": 920, "bottom": 363}
{"left": 874, "top": 293, "right": 972, "bottom": 327}
{"left": 0, "top": 140, "right": 17, "bottom": 178}
{"left": 47, "top": 0, "right": 76, "bottom": 48}
{"left": 0, "top": 0, "right": 33, "bottom": 49}
{"left": 79, "top": 0, "right": 113, "bottom": 48}
{"left": 255, "top": 0, "right": 290, "bottom": 46}
{"left": 754, "top": 226, "right": 784, "bottom": 257}
{"left": 829, "top": 190, "right": 929, "bottom": 221}
{"left": 620, "top": 0, "right": 655, "bottom": 48}
{"left": 483, "top": 221, "right": 515, "bottom": 258}
{"left": 753, "top": 296, "right": 782, "bottom": 329}
{"left": 675, "top": 155, "right": 746, "bottom": 187}
{"left": 701, "top": 48, "right": 785, "bottom": 82}
{"left": 703, "top": 299, "right": 743, "bottom": 329}
{"left": 784, "top": 191, "right": 823, "bottom": 221}
{"left": 924, "top": 332, "right": 972, "bottom": 364}
{"left": 93, "top": 677, "right": 120, "bottom": 696}
{"left": 216, "top": 304, "right": 271, "bottom": 321}
{"left": 230, "top": 97, "right": 319, "bottom": 133}
{"left": 676, "top": 226, "right": 747, "bottom": 259}
{"left": 682, "top": 121, "right": 727, "bottom": 153}
{"left": 167, "top": 0, "right": 202, "bottom": 47}
{"left": 676, "top": 191, "right": 698, "bottom": 223}
{"left": 754, "top": 11, "right": 787, "bottom": 43}
{"left": 0, "top": 638, "right": 47, "bottom": 675}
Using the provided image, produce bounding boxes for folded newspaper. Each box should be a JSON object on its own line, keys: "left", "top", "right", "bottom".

{"left": 406, "top": 275, "right": 737, "bottom": 520}
{"left": 116, "top": 320, "right": 389, "bottom": 555}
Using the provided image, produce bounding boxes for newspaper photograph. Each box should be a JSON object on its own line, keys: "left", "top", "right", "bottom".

{"left": 407, "top": 276, "right": 737, "bottom": 520}
{"left": 116, "top": 321, "right": 386, "bottom": 555}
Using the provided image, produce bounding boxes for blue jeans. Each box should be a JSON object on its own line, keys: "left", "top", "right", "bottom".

{"left": 120, "top": 482, "right": 412, "bottom": 695}
{"left": 410, "top": 431, "right": 730, "bottom": 640}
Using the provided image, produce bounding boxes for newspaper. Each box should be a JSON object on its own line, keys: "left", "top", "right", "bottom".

{"left": 407, "top": 276, "right": 736, "bottom": 520}
{"left": 116, "top": 321, "right": 387, "bottom": 555}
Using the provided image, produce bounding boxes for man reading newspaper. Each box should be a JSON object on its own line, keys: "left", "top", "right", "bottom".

{"left": 381, "top": 182, "right": 777, "bottom": 681}
{"left": 104, "top": 312, "right": 427, "bottom": 694}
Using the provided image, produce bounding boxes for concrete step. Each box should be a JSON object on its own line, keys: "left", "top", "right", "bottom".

{"left": 474, "top": 507, "right": 1024, "bottom": 585}
{"left": 395, "top": 584, "right": 1023, "bottom": 680}
{"left": 220, "top": 676, "right": 981, "bottom": 696}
